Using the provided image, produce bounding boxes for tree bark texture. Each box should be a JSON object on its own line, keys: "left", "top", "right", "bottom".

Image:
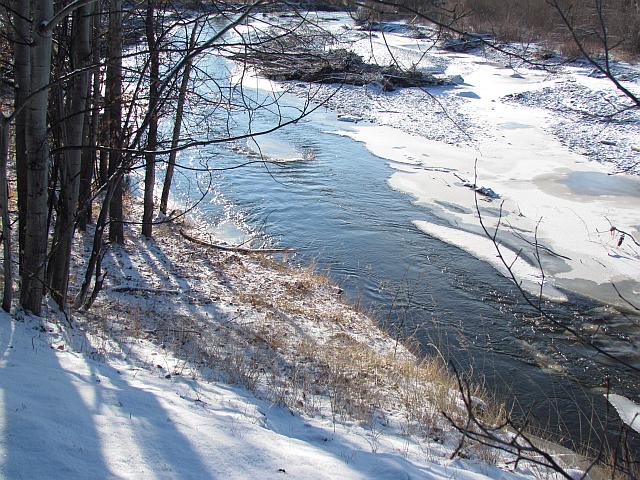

{"left": 107, "top": 0, "right": 124, "bottom": 244}
{"left": 78, "top": 5, "right": 102, "bottom": 231}
{"left": 21, "top": 0, "right": 54, "bottom": 315}
{"left": 13, "top": 0, "right": 31, "bottom": 275}
{"left": 142, "top": 0, "right": 159, "bottom": 237}
{"left": 0, "top": 116, "right": 13, "bottom": 312}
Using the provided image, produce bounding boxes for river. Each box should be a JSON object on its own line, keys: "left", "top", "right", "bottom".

{"left": 157, "top": 15, "right": 640, "bottom": 454}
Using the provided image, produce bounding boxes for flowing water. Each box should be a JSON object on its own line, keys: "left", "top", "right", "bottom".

{"left": 162, "top": 32, "right": 640, "bottom": 453}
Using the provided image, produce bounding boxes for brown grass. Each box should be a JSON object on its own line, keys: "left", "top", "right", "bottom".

{"left": 446, "top": 0, "right": 640, "bottom": 59}
{"left": 74, "top": 196, "right": 513, "bottom": 467}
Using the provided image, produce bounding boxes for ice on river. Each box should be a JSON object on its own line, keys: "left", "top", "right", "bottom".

{"left": 237, "top": 12, "right": 640, "bottom": 307}
{"left": 321, "top": 24, "right": 640, "bottom": 307}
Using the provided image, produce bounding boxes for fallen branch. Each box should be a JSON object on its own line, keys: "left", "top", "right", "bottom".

{"left": 179, "top": 229, "right": 295, "bottom": 254}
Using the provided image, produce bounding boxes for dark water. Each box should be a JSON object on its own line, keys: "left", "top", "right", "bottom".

{"left": 164, "top": 42, "right": 640, "bottom": 454}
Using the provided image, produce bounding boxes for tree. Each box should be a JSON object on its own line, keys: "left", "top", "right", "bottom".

{"left": 48, "top": 2, "right": 92, "bottom": 308}
{"left": 106, "top": 0, "right": 125, "bottom": 245}
{"left": 160, "top": 20, "right": 199, "bottom": 216}
{"left": 21, "top": 0, "right": 55, "bottom": 315}
{"left": 142, "top": 0, "right": 159, "bottom": 237}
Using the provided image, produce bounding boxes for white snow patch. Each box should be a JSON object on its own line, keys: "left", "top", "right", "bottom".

{"left": 607, "top": 394, "right": 640, "bottom": 434}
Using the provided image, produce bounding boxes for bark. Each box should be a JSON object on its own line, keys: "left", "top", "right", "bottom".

{"left": 77, "top": 80, "right": 94, "bottom": 231}
{"left": 21, "top": 0, "right": 54, "bottom": 315}
{"left": 106, "top": 0, "right": 124, "bottom": 244}
{"left": 78, "top": 4, "right": 98, "bottom": 232}
{"left": 160, "top": 22, "right": 198, "bottom": 215}
{"left": 78, "top": 3, "right": 102, "bottom": 232}
{"left": 49, "top": 4, "right": 91, "bottom": 308}
{"left": 0, "top": 116, "right": 12, "bottom": 312}
{"left": 99, "top": 111, "right": 109, "bottom": 186}
{"left": 48, "top": 29, "right": 68, "bottom": 240}
{"left": 142, "top": 0, "right": 159, "bottom": 237}
{"left": 13, "top": 0, "right": 31, "bottom": 275}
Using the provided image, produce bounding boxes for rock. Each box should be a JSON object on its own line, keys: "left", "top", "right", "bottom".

{"left": 443, "top": 34, "right": 487, "bottom": 52}
{"left": 449, "top": 74, "right": 464, "bottom": 85}
{"left": 475, "top": 186, "right": 500, "bottom": 199}
{"left": 631, "top": 144, "right": 640, "bottom": 152}
{"left": 601, "top": 139, "right": 617, "bottom": 146}
{"left": 337, "top": 115, "right": 363, "bottom": 123}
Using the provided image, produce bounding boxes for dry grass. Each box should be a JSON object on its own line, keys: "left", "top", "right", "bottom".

{"left": 72, "top": 197, "right": 513, "bottom": 468}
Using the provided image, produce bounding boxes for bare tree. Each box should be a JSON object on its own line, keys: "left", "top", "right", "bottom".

{"left": 48, "top": 2, "right": 92, "bottom": 308}
{"left": 0, "top": 113, "right": 11, "bottom": 312}
{"left": 160, "top": 20, "right": 200, "bottom": 216}
{"left": 13, "top": 0, "right": 30, "bottom": 275}
{"left": 106, "top": 0, "right": 125, "bottom": 245}
{"left": 142, "top": 0, "right": 159, "bottom": 237}
{"left": 20, "top": 0, "right": 55, "bottom": 315}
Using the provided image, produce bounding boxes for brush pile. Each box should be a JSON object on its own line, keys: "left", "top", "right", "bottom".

{"left": 230, "top": 28, "right": 451, "bottom": 91}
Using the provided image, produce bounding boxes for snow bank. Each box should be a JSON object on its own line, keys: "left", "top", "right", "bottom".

{"left": 0, "top": 315, "right": 537, "bottom": 479}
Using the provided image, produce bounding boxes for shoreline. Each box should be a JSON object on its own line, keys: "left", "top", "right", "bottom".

{"left": 248, "top": 12, "right": 640, "bottom": 309}
{"left": 64, "top": 195, "right": 603, "bottom": 477}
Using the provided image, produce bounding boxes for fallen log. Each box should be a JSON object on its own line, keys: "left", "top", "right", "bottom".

{"left": 179, "top": 229, "right": 295, "bottom": 254}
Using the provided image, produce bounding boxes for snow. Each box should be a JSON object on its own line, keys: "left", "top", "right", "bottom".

{"left": 0, "top": 313, "right": 543, "bottom": 480}
{"left": 606, "top": 394, "right": 640, "bottom": 434}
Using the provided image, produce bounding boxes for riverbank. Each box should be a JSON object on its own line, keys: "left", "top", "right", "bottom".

{"left": 0, "top": 196, "right": 596, "bottom": 479}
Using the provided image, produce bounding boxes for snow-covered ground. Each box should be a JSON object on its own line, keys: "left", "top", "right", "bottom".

{"left": 258, "top": 12, "right": 640, "bottom": 307}
{"left": 0, "top": 207, "right": 591, "bottom": 479}
{"left": 2, "top": 313, "right": 528, "bottom": 480}
{"left": 1, "top": 313, "right": 525, "bottom": 480}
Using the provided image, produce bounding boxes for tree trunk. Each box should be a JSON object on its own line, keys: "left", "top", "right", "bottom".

{"left": 0, "top": 115, "right": 12, "bottom": 312}
{"left": 13, "top": 0, "right": 31, "bottom": 276}
{"left": 78, "top": 0, "right": 102, "bottom": 226}
{"left": 76, "top": 174, "right": 121, "bottom": 308}
{"left": 106, "top": 0, "right": 124, "bottom": 244}
{"left": 142, "top": 0, "right": 159, "bottom": 237}
{"left": 49, "top": 4, "right": 91, "bottom": 308}
{"left": 160, "top": 22, "right": 198, "bottom": 215}
{"left": 21, "top": 0, "right": 54, "bottom": 315}
{"left": 99, "top": 110, "right": 109, "bottom": 187}
{"left": 77, "top": 79, "right": 94, "bottom": 231}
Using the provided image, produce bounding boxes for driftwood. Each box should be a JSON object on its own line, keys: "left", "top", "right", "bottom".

{"left": 231, "top": 48, "right": 451, "bottom": 91}
{"left": 179, "top": 229, "right": 295, "bottom": 254}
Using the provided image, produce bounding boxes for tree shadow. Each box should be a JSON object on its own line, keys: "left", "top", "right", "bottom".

{"left": 0, "top": 318, "right": 113, "bottom": 478}
{"left": 0, "top": 316, "right": 215, "bottom": 478}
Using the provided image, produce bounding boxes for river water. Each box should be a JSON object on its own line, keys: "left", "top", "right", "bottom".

{"left": 161, "top": 24, "right": 640, "bottom": 453}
